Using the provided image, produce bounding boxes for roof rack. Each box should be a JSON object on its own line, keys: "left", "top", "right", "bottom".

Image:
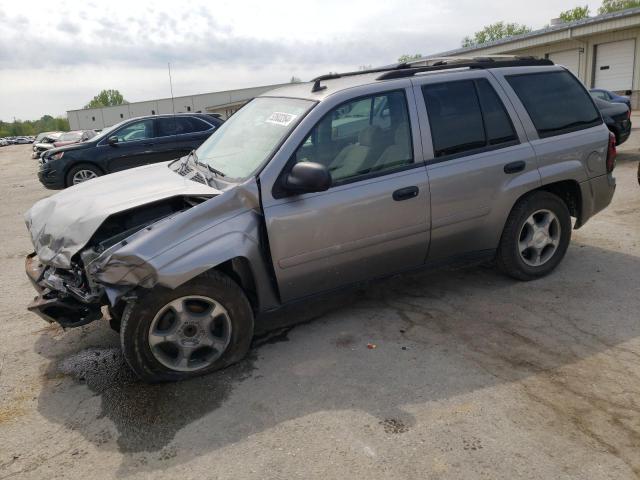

{"left": 376, "top": 56, "right": 553, "bottom": 80}
{"left": 311, "top": 63, "right": 413, "bottom": 92}
{"left": 309, "top": 56, "right": 553, "bottom": 92}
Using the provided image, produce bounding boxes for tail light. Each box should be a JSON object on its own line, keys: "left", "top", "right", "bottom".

{"left": 606, "top": 131, "right": 616, "bottom": 173}
{"left": 628, "top": 108, "right": 632, "bottom": 119}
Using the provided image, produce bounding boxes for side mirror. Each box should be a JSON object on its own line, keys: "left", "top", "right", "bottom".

{"left": 285, "top": 162, "right": 331, "bottom": 194}
{"left": 107, "top": 136, "right": 119, "bottom": 145}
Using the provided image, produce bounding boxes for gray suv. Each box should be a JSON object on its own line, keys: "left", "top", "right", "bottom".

{"left": 25, "top": 57, "right": 616, "bottom": 382}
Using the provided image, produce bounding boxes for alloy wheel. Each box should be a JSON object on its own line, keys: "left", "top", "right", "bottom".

{"left": 72, "top": 169, "right": 98, "bottom": 184}
{"left": 147, "top": 295, "right": 232, "bottom": 372}
{"left": 517, "top": 209, "right": 561, "bottom": 267}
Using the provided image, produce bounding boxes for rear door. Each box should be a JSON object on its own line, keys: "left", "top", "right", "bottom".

{"left": 412, "top": 71, "right": 541, "bottom": 260}
{"left": 153, "top": 116, "right": 217, "bottom": 163}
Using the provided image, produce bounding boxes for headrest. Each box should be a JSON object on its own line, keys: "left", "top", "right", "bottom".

{"left": 395, "top": 123, "right": 410, "bottom": 144}
{"left": 358, "top": 126, "right": 381, "bottom": 146}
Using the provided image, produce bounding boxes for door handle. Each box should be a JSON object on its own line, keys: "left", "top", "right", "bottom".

{"left": 393, "top": 186, "right": 419, "bottom": 201}
{"left": 504, "top": 161, "right": 526, "bottom": 174}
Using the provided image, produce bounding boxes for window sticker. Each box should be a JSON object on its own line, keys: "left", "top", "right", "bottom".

{"left": 266, "top": 112, "right": 298, "bottom": 127}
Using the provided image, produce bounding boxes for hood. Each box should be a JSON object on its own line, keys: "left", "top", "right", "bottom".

{"left": 46, "top": 141, "right": 92, "bottom": 156}
{"left": 53, "top": 140, "right": 79, "bottom": 148}
{"left": 25, "top": 162, "right": 220, "bottom": 268}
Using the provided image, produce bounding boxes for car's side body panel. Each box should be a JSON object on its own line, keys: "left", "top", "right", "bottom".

{"left": 258, "top": 79, "right": 431, "bottom": 302}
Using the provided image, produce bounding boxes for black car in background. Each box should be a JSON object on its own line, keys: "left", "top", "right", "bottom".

{"left": 592, "top": 96, "right": 632, "bottom": 146}
{"left": 38, "top": 113, "right": 223, "bottom": 189}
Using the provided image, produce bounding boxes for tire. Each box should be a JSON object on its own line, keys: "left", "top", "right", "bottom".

{"left": 65, "top": 164, "right": 102, "bottom": 187}
{"left": 107, "top": 302, "right": 126, "bottom": 332}
{"left": 497, "top": 191, "right": 572, "bottom": 281}
{"left": 120, "top": 270, "right": 254, "bottom": 383}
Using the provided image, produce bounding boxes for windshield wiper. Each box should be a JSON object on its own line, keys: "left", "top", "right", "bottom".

{"left": 538, "top": 119, "right": 599, "bottom": 133}
{"left": 201, "top": 163, "right": 226, "bottom": 178}
{"left": 189, "top": 150, "right": 226, "bottom": 177}
{"left": 187, "top": 149, "right": 226, "bottom": 178}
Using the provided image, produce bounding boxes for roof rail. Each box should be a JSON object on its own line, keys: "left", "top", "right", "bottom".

{"left": 311, "top": 63, "right": 412, "bottom": 92}
{"left": 376, "top": 56, "right": 553, "bottom": 80}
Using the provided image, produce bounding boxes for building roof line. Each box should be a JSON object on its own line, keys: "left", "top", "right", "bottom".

{"left": 67, "top": 82, "right": 289, "bottom": 114}
{"left": 428, "top": 7, "right": 640, "bottom": 58}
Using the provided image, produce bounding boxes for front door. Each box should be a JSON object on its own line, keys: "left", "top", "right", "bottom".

{"left": 103, "top": 118, "right": 157, "bottom": 172}
{"left": 262, "top": 88, "right": 430, "bottom": 302}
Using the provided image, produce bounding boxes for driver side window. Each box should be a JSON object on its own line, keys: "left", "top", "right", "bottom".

{"left": 293, "top": 90, "right": 413, "bottom": 185}
{"left": 115, "top": 119, "right": 154, "bottom": 142}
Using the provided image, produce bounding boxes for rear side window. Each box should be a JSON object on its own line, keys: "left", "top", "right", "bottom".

{"left": 156, "top": 118, "right": 176, "bottom": 137}
{"left": 506, "top": 71, "right": 601, "bottom": 138}
{"left": 176, "top": 117, "right": 212, "bottom": 134}
{"left": 422, "top": 79, "right": 517, "bottom": 158}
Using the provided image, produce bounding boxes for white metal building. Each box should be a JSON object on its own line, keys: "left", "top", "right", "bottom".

{"left": 426, "top": 8, "right": 640, "bottom": 107}
{"left": 67, "top": 83, "right": 288, "bottom": 130}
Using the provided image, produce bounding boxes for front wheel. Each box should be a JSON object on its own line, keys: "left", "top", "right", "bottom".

{"left": 120, "top": 271, "right": 254, "bottom": 383}
{"left": 65, "top": 164, "right": 102, "bottom": 187}
{"left": 497, "top": 191, "right": 572, "bottom": 281}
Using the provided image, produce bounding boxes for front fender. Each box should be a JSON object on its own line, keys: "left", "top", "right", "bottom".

{"left": 90, "top": 183, "right": 280, "bottom": 311}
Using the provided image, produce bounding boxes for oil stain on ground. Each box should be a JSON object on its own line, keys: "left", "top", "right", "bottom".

{"left": 56, "top": 346, "right": 255, "bottom": 454}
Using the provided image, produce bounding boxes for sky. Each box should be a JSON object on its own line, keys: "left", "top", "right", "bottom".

{"left": 0, "top": 0, "right": 606, "bottom": 120}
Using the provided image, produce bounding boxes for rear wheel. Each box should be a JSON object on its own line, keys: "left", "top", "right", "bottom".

{"left": 66, "top": 164, "right": 101, "bottom": 186}
{"left": 120, "top": 271, "right": 254, "bottom": 383}
{"left": 497, "top": 191, "right": 572, "bottom": 281}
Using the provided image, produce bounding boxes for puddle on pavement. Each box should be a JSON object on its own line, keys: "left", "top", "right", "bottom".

{"left": 56, "top": 346, "right": 256, "bottom": 453}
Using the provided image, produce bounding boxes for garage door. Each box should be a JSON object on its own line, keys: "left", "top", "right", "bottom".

{"left": 549, "top": 49, "right": 580, "bottom": 77}
{"left": 594, "top": 39, "right": 635, "bottom": 91}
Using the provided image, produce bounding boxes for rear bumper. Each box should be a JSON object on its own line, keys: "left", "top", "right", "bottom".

{"left": 617, "top": 120, "right": 632, "bottom": 145}
{"left": 577, "top": 173, "right": 616, "bottom": 227}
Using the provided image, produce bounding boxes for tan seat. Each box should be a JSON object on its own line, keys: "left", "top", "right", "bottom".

{"left": 329, "top": 126, "right": 381, "bottom": 180}
{"left": 370, "top": 123, "right": 411, "bottom": 172}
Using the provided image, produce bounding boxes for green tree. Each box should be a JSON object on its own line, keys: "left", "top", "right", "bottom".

{"left": 559, "top": 5, "right": 590, "bottom": 21}
{"left": 398, "top": 54, "right": 422, "bottom": 63}
{"left": 0, "top": 115, "right": 70, "bottom": 137}
{"left": 462, "top": 21, "right": 532, "bottom": 47}
{"left": 84, "top": 89, "right": 128, "bottom": 109}
{"left": 599, "top": 0, "right": 640, "bottom": 14}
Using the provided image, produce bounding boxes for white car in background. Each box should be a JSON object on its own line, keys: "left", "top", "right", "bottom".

{"left": 32, "top": 132, "right": 62, "bottom": 159}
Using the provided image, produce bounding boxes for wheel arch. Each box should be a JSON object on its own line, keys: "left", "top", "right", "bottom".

{"left": 64, "top": 161, "right": 105, "bottom": 187}
{"left": 506, "top": 179, "right": 582, "bottom": 230}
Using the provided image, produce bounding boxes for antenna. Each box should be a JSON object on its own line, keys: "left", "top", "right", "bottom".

{"left": 168, "top": 62, "right": 176, "bottom": 115}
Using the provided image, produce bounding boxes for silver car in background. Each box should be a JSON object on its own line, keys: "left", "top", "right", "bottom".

{"left": 25, "top": 57, "right": 616, "bottom": 382}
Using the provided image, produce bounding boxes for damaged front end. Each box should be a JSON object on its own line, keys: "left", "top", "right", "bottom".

{"left": 24, "top": 161, "right": 221, "bottom": 328}
{"left": 26, "top": 252, "right": 103, "bottom": 327}
{"left": 26, "top": 197, "right": 207, "bottom": 327}
{"left": 26, "top": 195, "right": 212, "bottom": 328}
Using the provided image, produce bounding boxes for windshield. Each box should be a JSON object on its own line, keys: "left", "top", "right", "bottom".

{"left": 91, "top": 120, "right": 126, "bottom": 142}
{"left": 195, "top": 97, "right": 314, "bottom": 179}
{"left": 59, "top": 132, "right": 82, "bottom": 142}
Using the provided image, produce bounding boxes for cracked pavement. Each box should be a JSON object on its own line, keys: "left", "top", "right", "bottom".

{"left": 0, "top": 131, "right": 639, "bottom": 479}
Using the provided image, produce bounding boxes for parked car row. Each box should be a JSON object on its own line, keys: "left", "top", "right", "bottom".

{"left": 25, "top": 58, "right": 618, "bottom": 382}
{"left": 589, "top": 88, "right": 633, "bottom": 146}
{"left": 0, "top": 136, "right": 35, "bottom": 146}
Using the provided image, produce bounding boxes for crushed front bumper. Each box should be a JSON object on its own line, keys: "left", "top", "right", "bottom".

{"left": 25, "top": 253, "right": 102, "bottom": 327}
